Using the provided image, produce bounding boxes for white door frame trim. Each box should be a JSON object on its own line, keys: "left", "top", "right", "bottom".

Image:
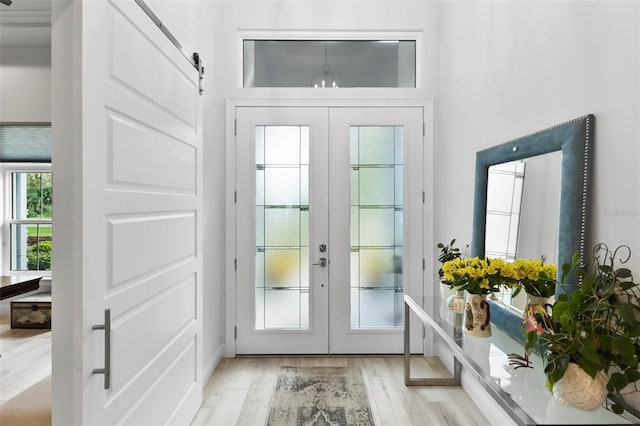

{"left": 225, "top": 96, "right": 434, "bottom": 357}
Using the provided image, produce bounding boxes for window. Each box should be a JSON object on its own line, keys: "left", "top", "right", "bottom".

{"left": 3, "top": 168, "right": 52, "bottom": 272}
{"left": 243, "top": 40, "right": 416, "bottom": 88}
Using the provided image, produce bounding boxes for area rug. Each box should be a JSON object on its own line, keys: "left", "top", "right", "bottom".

{"left": 267, "top": 366, "right": 374, "bottom": 426}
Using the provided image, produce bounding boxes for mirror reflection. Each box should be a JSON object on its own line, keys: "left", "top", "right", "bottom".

{"left": 486, "top": 151, "right": 562, "bottom": 311}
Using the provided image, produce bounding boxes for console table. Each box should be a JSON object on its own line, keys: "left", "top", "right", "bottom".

{"left": 404, "top": 295, "right": 640, "bottom": 425}
{"left": 0, "top": 275, "right": 42, "bottom": 300}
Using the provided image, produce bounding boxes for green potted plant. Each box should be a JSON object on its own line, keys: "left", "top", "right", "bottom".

{"left": 437, "top": 239, "right": 461, "bottom": 281}
{"left": 437, "top": 239, "right": 464, "bottom": 309}
{"left": 524, "top": 244, "right": 640, "bottom": 414}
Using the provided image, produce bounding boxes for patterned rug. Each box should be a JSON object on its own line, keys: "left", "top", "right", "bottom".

{"left": 267, "top": 366, "right": 375, "bottom": 426}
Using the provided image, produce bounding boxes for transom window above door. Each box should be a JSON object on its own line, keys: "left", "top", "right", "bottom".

{"left": 243, "top": 40, "right": 416, "bottom": 88}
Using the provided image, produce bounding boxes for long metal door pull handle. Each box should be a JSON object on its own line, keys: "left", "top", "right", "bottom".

{"left": 92, "top": 309, "right": 111, "bottom": 390}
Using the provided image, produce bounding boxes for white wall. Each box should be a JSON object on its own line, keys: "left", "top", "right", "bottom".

{"left": 435, "top": 1, "right": 640, "bottom": 271}
{"left": 0, "top": 45, "right": 51, "bottom": 123}
{"left": 435, "top": 0, "right": 640, "bottom": 410}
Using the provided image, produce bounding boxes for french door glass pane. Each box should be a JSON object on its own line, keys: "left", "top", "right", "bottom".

{"left": 255, "top": 126, "right": 310, "bottom": 330}
{"left": 351, "top": 126, "right": 404, "bottom": 328}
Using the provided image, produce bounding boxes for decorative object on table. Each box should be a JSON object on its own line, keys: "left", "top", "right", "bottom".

{"left": 445, "top": 291, "right": 465, "bottom": 314}
{"left": 441, "top": 255, "right": 558, "bottom": 337}
{"left": 267, "top": 366, "right": 374, "bottom": 426}
{"left": 464, "top": 292, "right": 491, "bottom": 337}
{"left": 523, "top": 244, "right": 640, "bottom": 414}
{"left": 507, "top": 258, "right": 557, "bottom": 321}
{"left": 441, "top": 256, "right": 510, "bottom": 337}
{"left": 552, "top": 362, "right": 609, "bottom": 411}
{"left": 437, "top": 239, "right": 461, "bottom": 299}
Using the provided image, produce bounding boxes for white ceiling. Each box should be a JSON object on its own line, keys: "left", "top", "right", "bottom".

{"left": 0, "top": 0, "right": 51, "bottom": 46}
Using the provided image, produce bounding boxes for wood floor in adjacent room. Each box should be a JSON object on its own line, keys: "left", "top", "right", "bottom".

{"left": 0, "top": 314, "right": 52, "bottom": 426}
{"left": 0, "top": 314, "right": 52, "bottom": 404}
{"left": 192, "top": 356, "right": 491, "bottom": 426}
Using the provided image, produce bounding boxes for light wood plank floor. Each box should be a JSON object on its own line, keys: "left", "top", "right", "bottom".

{"left": 0, "top": 314, "right": 52, "bottom": 405}
{"left": 192, "top": 356, "right": 491, "bottom": 426}
{"left": 0, "top": 313, "right": 490, "bottom": 426}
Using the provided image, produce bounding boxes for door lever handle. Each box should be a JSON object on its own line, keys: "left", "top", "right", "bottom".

{"left": 313, "top": 257, "right": 327, "bottom": 267}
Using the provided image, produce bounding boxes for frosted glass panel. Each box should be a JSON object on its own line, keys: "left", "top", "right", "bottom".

{"left": 255, "top": 125, "right": 309, "bottom": 330}
{"left": 350, "top": 251, "right": 359, "bottom": 286}
{"left": 265, "top": 249, "right": 300, "bottom": 288}
{"left": 350, "top": 125, "right": 403, "bottom": 329}
{"left": 359, "top": 168, "right": 394, "bottom": 205}
{"left": 264, "top": 127, "right": 301, "bottom": 164}
{"left": 358, "top": 127, "right": 395, "bottom": 164}
{"left": 301, "top": 210, "right": 309, "bottom": 246}
{"left": 394, "top": 166, "right": 403, "bottom": 206}
{"left": 265, "top": 168, "right": 300, "bottom": 205}
{"left": 359, "top": 209, "right": 395, "bottom": 246}
{"left": 256, "top": 207, "right": 264, "bottom": 247}
{"left": 255, "top": 251, "right": 265, "bottom": 288}
{"left": 300, "top": 246, "right": 310, "bottom": 288}
{"left": 301, "top": 166, "right": 309, "bottom": 205}
{"left": 395, "top": 210, "right": 403, "bottom": 247}
{"left": 359, "top": 249, "right": 395, "bottom": 287}
{"left": 394, "top": 127, "right": 404, "bottom": 164}
{"left": 256, "top": 170, "right": 265, "bottom": 205}
{"left": 265, "top": 289, "right": 301, "bottom": 328}
{"left": 265, "top": 208, "right": 300, "bottom": 246}
{"left": 350, "top": 170, "right": 359, "bottom": 204}
{"left": 351, "top": 288, "right": 396, "bottom": 328}
{"left": 255, "top": 288, "right": 265, "bottom": 329}
{"left": 256, "top": 126, "right": 265, "bottom": 164}
{"left": 350, "top": 207, "right": 359, "bottom": 243}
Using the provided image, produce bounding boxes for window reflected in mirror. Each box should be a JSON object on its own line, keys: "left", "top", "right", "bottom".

{"left": 486, "top": 151, "right": 562, "bottom": 311}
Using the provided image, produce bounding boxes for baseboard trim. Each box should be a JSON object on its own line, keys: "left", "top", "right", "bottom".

{"left": 202, "top": 345, "right": 223, "bottom": 383}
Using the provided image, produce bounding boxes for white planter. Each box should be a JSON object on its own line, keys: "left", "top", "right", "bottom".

{"left": 552, "top": 362, "right": 608, "bottom": 411}
{"left": 440, "top": 281, "right": 456, "bottom": 299}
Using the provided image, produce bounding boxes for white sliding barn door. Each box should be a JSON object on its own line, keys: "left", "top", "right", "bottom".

{"left": 52, "top": 1, "right": 203, "bottom": 424}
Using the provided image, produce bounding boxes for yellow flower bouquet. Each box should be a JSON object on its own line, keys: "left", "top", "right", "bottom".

{"left": 442, "top": 257, "right": 557, "bottom": 297}
{"left": 441, "top": 257, "right": 516, "bottom": 295}
{"left": 504, "top": 259, "right": 557, "bottom": 298}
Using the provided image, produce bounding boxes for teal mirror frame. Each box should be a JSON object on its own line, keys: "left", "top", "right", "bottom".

{"left": 471, "top": 115, "right": 594, "bottom": 341}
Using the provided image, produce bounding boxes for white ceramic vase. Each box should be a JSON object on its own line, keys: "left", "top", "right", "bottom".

{"left": 552, "top": 362, "right": 608, "bottom": 411}
{"left": 446, "top": 291, "right": 465, "bottom": 314}
{"left": 464, "top": 293, "right": 491, "bottom": 337}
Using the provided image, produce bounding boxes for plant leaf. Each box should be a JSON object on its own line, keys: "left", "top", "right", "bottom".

{"left": 625, "top": 367, "right": 640, "bottom": 383}
{"left": 552, "top": 300, "right": 569, "bottom": 317}
{"left": 579, "top": 340, "right": 601, "bottom": 365}
{"left": 613, "top": 336, "right": 636, "bottom": 360}
{"left": 611, "top": 403, "right": 624, "bottom": 415}
{"left": 609, "top": 372, "right": 630, "bottom": 392}
{"left": 577, "top": 357, "right": 601, "bottom": 378}
{"left": 619, "top": 304, "right": 639, "bottom": 329}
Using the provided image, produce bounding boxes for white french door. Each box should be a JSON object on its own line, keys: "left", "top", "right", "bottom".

{"left": 234, "top": 105, "right": 424, "bottom": 354}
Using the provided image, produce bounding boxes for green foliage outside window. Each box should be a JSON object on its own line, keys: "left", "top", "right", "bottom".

{"left": 27, "top": 240, "right": 52, "bottom": 270}
{"left": 25, "top": 172, "right": 52, "bottom": 219}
